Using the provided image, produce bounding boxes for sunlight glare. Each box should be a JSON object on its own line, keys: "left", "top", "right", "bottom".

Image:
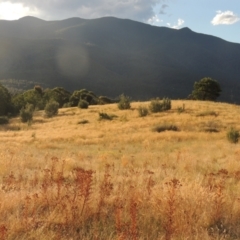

{"left": 0, "top": 2, "right": 34, "bottom": 20}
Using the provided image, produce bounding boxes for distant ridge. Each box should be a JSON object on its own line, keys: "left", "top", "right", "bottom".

{"left": 0, "top": 16, "right": 239, "bottom": 102}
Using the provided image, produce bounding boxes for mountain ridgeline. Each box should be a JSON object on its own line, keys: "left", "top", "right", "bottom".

{"left": 0, "top": 16, "right": 240, "bottom": 102}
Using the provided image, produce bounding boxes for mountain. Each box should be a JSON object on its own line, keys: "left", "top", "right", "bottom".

{"left": 0, "top": 16, "right": 239, "bottom": 102}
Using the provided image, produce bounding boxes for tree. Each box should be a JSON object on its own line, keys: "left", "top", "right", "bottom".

{"left": 43, "top": 87, "right": 71, "bottom": 108}
{"left": 0, "top": 84, "right": 12, "bottom": 116}
{"left": 44, "top": 101, "right": 59, "bottom": 118}
{"left": 191, "top": 77, "right": 221, "bottom": 101}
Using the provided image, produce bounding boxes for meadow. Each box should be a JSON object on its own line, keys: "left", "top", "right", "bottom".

{"left": 0, "top": 100, "right": 240, "bottom": 239}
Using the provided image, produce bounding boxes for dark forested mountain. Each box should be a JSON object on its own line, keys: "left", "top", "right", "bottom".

{"left": 0, "top": 16, "right": 240, "bottom": 102}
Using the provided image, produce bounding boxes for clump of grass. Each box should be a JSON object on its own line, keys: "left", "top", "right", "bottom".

{"left": 77, "top": 119, "right": 89, "bottom": 124}
{"left": 0, "top": 116, "right": 9, "bottom": 125}
{"left": 152, "top": 124, "right": 178, "bottom": 132}
{"left": 227, "top": 127, "right": 239, "bottom": 143}
{"left": 99, "top": 112, "right": 113, "bottom": 120}
{"left": 149, "top": 98, "right": 171, "bottom": 113}
{"left": 138, "top": 105, "right": 149, "bottom": 117}
{"left": 200, "top": 121, "right": 220, "bottom": 133}
{"left": 196, "top": 110, "right": 218, "bottom": 117}
{"left": 177, "top": 104, "right": 185, "bottom": 114}
{"left": 98, "top": 112, "right": 118, "bottom": 121}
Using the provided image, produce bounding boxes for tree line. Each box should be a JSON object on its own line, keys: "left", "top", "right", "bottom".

{"left": 0, "top": 77, "right": 221, "bottom": 118}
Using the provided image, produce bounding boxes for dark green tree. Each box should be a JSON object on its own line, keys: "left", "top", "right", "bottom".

{"left": 69, "top": 89, "right": 98, "bottom": 107}
{"left": 0, "top": 84, "right": 12, "bottom": 116}
{"left": 191, "top": 77, "right": 221, "bottom": 101}
{"left": 43, "top": 87, "right": 71, "bottom": 108}
{"left": 12, "top": 88, "right": 44, "bottom": 112}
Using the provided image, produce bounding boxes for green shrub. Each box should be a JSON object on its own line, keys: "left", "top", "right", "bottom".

{"left": 20, "top": 104, "right": 34, "bottom": 123}
{"left": 118, "top": 94, "right": 131, "bottom": 110}
{"left": 152, "top": 124, "right": 178, "bottom": 133}
{"left": 227, "top": 128, "right": 240, "bottom": 144}
{"left": 44, "top": 101, "right": 59, "bottom": 118}
{"left": 149, "top": 98, "right": 171, "bottom": 113}
{"left": 0, "top": 116, "right": 9, "bottom": 125}
{"left": 78, "top": 100, "right": 89, "bottom": 109}
{"left": 138, "top": 106, "right": 149, "bottom": 117}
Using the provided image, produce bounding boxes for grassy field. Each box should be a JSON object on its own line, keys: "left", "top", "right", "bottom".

{"left": 1, "top": 100, "right": 240, "bottom": 239}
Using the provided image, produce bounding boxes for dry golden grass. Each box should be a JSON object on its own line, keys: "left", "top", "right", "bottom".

{"left": 0, "top": 100, "right": 240, "bottom": 239}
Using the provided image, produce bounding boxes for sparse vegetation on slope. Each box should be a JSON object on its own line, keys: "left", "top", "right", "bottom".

{"left": 0, "top": 100, "right": 240, "bottom": 239}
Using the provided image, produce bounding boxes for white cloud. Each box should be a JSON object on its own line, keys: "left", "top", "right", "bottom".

{"left": 147, "top": 14, "right": 163, "bottom": 25}
{"left": 211, "top": 10, "right": 240, "bottom": 25}
{"left": 0, "top": 2, "right": 39, "bottom": 20}
{"left": 0, "top": 0, "right": 166, "bottom": 22}
{"left": 168, "top": 18, "right": 184, "bottom": 29}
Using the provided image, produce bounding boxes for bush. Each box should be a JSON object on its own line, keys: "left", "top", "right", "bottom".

{"left": 44, "top": 101, "right": 59, "bottom": 118}
{"left": 118, "top": 94, "right": 131, "bottom": 110}
{"left": 77, "top": 120, "right": 89, "bottom": 124}
{"left": 0, "top": 116, "right": 9, "bottom": 125}
{"left": 20, "top": 104, "right": 34, "bottom": 123}
{"left": 152, "top": 124, "right": 178, "bottom": 132}
{"left": 138, "top": 106, "right": 148, "bottom": 117}
{"left": 98, "top": 112, "right": 113, "bottom": 121}
{"left": 78, "top": 100, "right": 89, "bottom": 109}
{"left": 227, "top": 128, "right": 239, "bottom": 144}
{"left": 149, "top": 98, "right": 171, "bottom": 113}
{"left": 177, "top": 104, "right": 185, "bottom": 114}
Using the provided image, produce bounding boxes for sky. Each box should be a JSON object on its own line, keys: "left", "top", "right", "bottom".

{"left": 0, "top": 0, "right": 239, "bottom": 44}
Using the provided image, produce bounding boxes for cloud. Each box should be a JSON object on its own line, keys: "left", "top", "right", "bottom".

{"left": 211, "top": 10, "right": 240, "bottom": 25}
{"left": 167, "top": 18, "right": 184, "bottom": 29}
{"left": 1, "top": 0, "right": 167, "bottom": 22}
{"left": 0, "top": 2, "right": 39, "bottom": 20}
{"left": 147, "top": 14, "right": 163, "bottom": 25}
{"left": 159, "top": 4, "right": 168, "bottom": 15}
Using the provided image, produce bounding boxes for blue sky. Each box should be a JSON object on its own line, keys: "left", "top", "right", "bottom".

{"left": 0, "top": 0, "right": 239, "bottom": 43}
{"left": 150, "top": 0, "right": 240, "bottom": 43}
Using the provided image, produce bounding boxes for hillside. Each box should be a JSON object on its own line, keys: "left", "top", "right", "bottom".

{"left": 1, "top": 100, "right": 240, "bottom": 238}
{"left": 0, "top": 16, "right": 240, "bottom": 102}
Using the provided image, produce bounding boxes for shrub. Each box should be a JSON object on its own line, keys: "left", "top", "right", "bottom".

{"left": 118, "top": 94, "right": 131, "bottom": 110}
{"left": 138, "top": 106, "right": 149, "bottom": 117}
{"left": 78, "top": 100, "right": 89, "bottom": 109}
{"left": 227, "top": 128, "right": 239, "bottom": 144}
{"left": 20, "top": 104, "right": 34, "bottom": 123}
{"left": 152, "top": 124, "right": 178, "bottom": 132}
{"left": 0, "top": 116, "right": 9, "bottom": 125}
{"left": 177, "top": 104, "right": 185, "bottom": 114}
{"left": 98, "top": 112, "right": 113, "bottom": 120}
{"left": 44, "top": 101, "right": 59, "bottom": 118}
{"left": 77, "top": 119, "right": 89, "bottom": 124}
{"left": 149, "top": 98, "right": 171, "bottom": 113}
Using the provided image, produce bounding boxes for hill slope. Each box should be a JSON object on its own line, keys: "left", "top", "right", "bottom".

{"left": 0, "top": 16, "right": 240, "bottom": 102}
